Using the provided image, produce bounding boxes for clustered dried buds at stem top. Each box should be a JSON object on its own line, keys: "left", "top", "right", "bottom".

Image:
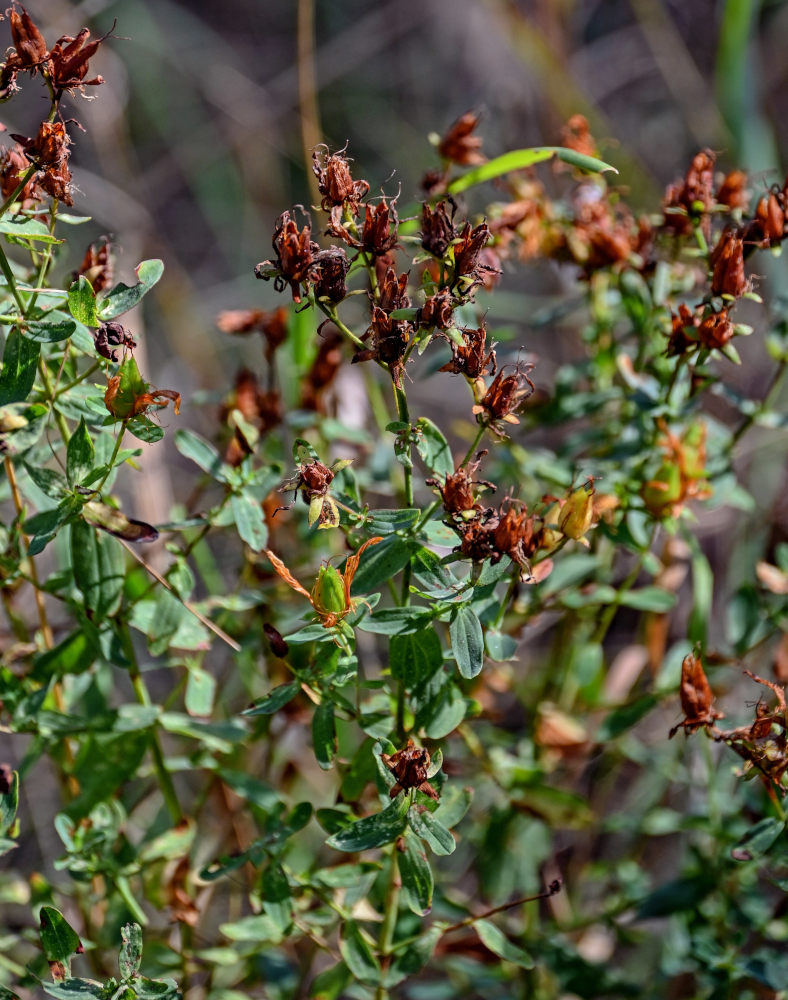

{"left": 313, "top": 247, "right": 351, "bottom": 303}
{"left": 427, "top": 451, "right": 495, "bottom": 515}
{"left": 255, "top": 209, "right": 320, "bottom": 303}
{"left": 312, "top": 145, "right": 369, "bottom": 214}
{"left": 451, "top": 221, "right": 498, "bottom": 288}
{"left": 358, "top": 197, "right": 399, "bottom": 257}
{"left": 352, "top": 305, "right": 411, "bottom": 388}
{"left": 381, "top": 741, "right": 439, "bottom": 800}
{"left": 419, "top": 289, "right": 455, "bottom": 331}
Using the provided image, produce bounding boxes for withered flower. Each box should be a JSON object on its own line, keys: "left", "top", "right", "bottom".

{"left": 458, "top": 509, "right": 499, "bottom": 563}
{"left": 749, "top": 192, "right": 785, "bottom": 247}
{"left": 427, "top": 451, "right": 494, "bottom": 515}
{"left": 669, "top": 651, "right": 722, "bottom": 737}
{"left": 663, "top": 149, "right": 715, "bottom": 235}
{"left": 264, "top": 623, "right": 289, "bottom": 658}
{"left": 421, "top": 200, "right": 457, "bottom": 257}
{"left": 353, "top": 305, "right": 411, "bottom": 388}
{"left": 312, "top": 145, "right": 369, "bottom": 212}
{"left": 104, "top": 378, "right": 180, "bottom": 421}
{"left": 48, "top": 26, "right": 110, "bottom": 92}
{"left": 473, "top": 362, "right": 535, "bottom": 434}
{"left": 276, "top": 457, "right": 351, "bottom": 529}
{"left": 564, "top": 190, "right": 639, "bottom": 272}
{"left": 0, "top": 145, "right": 41, "bottom": 206}
{"left": 419, "top": 289, "right": 455, "bottom": 330}
{"left": 0, "top": 762, "right": 12, "bottom": 794}
{"left": 559, "top": 114, "right": 598, "bottom": 160}
{"left": 440, "top": 324, "right": 496, "bottom": 379}
{"left": 697, "top": 308, "right": 734, "bottom": 351}
{"left": 716, "top": 672, "right": 788, "bottom": 788}
{"left": 313, "top": 246, "right": 351, "bottom": 303}
{"left": 491, "top": 500, "right": 539, "bottom": 572}
{"left": 381, "top": 740, "right": 439, "bottom": 800}
{"left": 75, "top": 237, "right": 113, "bottom": 293}
{"left": 710, "top": 228, "right": 747, "bottom": 297}
{"left": 11, "top": 120, "right": 73, "bottom": 204}
{"left": 716, "top": 169, "right": 749, "bottom": 210}
{"left": 437, "top": 111, "right": 485, "bottom": 166}
{"left": 255, "top": 209, "right": 319, "bottom": 303}
{"left": 93, "top": 321, "right": 135, "bottom": 363}
{"left": 359, "top": 197, "right": 399, "bottom": 257}
{"left": 217, "top": 306, "right": 289, "bottom": 362}
{"left": 377, "top": 266, "right": 409, "bottom": 313}
{"left": 665, "top": 304, "right": 700, "bottom": 357}
{"left": 451, "top": 221, "right": 493, "bottom": 285}
{"left": 9, "top": 6, "right": 48, "bottom": 70}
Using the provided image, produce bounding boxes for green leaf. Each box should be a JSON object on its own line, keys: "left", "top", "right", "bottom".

{"left": 24, "top": 463, "right": 68, "bottom": 499}
{"left": 173, "top": 428, "right": 227, "bottom": 482}
{"left": 66, "top": 418, "right": 95, "bottom": 487}
{"left": 39, "top": 906, "right": 83, "bottom": 968}
{"left": 447, "top": 145, "right": 617, "bottom": 195}
{"left": 25, "top": 316, "right": 76, "bottom": 343}
{"left": 421, "top": 684, "right": 467, "bottom": 739}
{"left": 485, "top": 629, "right": 518, "bottom": 661}
{"left": 339, "top": 923, "right": 380, "bottom": 985}
{"left": 231, "top": 491, "right": 268, "bottom": 551}
{"left": 26, "top": 496, "right": 82, "bottom": 554}
{"left": 636, "top": 873, "right": 714, "bottom": 919}
{"left": 358, "top": 606, "right": 433, "bottom": 635}
{"left": 42, "top": 980, "right": 105, "bottom": 999}
{"left": 185, "top": 666, "right": 216, "bottom": 717}
{"left": 0, "top": 217, "right": 63, "bottom": 243}
{"left": 408, "top": 806, "right": 456, "bottom": 856}
{"left": 129, "top": 976, "right": 179, "bottom": 1000}
{"left": 387, "top": 925, "right": 443, "bottom": 984}
{"left": 126, "top": 416, "right": 164, "bottom": 443}
{"left": 348, "top": 534, "right": 414, "bottom": 594}
{"left": 119, "top": 923, "right": 142, "bottom": 979}
{"left": 220, "top": 912, "right": 283, "bottom": 943}
{"left": 326, "top": 794, "right": 409, "bottom": 851}
{"left": 414, "top": 417, "right": 453, "bottom": 477}
{"left": 0, "top": 329, "right": 40, "bottom": 405}
{"left": 450, "top": 604, "right": 484, "bottom": 678}
{"left": 68, "top": 276, "right": 99, "bottom": 327}
{"left": 617, "top": 587, "right": 677, "bottom": 612}
{"left": 309, "top": 961, "right": 352, "bottom": 1000}
{"left": 475, "top": 919, "right": 534, "bottom": 969}
{"left": 65, "top": 733, "right": 148, "bottom": 821}
{"left": 597, "top": 694, "right": 658, "bottom": 741}
{"left": 0, "top": 768, "right": 19, "bottom": 837}
{"left": 242, "top": 681, "right": 300, "bottom": 717}
{"left": 312, "top": 698, "right": 336, "bottom": 770}
{"left": 261, "top": 861, "right": 292, "bottom": 931}
{"left": 32, "top": 628, "right": 98, "bottom": 680}
{"left": 399, "top": 832, "right": 433, "bottom": 915}
{"left": 105, "top": 356, "right": 147, "bottom": 419}
{"left": 389, "top": 627, "right": 443, "bottom": 688}
{"left": 731, "top": 818, "right": 785, "bottom": 861}
{"left": 367, "top": 508, "right": 420, "bottom": 535}
{"left": 70, "top": 519, "right": 125, "bottom": 620}
{"left": 97, "top": 259, "right": 164, "bottom": 320}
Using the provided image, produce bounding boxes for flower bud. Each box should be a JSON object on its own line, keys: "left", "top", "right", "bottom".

{"left": 311, "top": 564, "right": 347, "bottom": 615}
{"left": 559, "top": 481, "right": 595, "bottom": 540}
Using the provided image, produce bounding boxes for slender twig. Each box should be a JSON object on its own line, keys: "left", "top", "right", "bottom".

{"left": 442, "top": 880, "right": 562, "bottom": 934}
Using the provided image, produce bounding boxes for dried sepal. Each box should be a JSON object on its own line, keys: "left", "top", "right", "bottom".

{"left": 669, "top": 650, "right": 723, "bottom": 738}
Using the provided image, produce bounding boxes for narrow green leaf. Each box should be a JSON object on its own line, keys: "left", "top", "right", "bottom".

{"left": 359, "top": 606, "right": 433, "bottom": 635}
{"left": 326, "top": 794, "right": 409, "bottom": 851}
{"left": 448, "top": 145, "right": 617, "bottom": 195}
{"left": 97, "top": 258, "right": 164, "bottom": 320}
{"left": 450, "top": 604, "right": 484, "bottom": 678}
{"left": 242, "top": 681, "right": 300, "bottom": 717}
{"left": 414, "top": 417, "right": 453, "bottom": 477}
{"left": 408, "top": 806, "right": 456, "bottom": 856}
{"left": 42, "top": 980, "right": 104, "bottom": 999}
{"left": 399, "top": 832, "right": 433, "bottom": 915}
{"left": 0, "top": 329, "right": 40, "bottom": 405}
{"left": 66, "top": 418, "right": 95, "bottom": 487}
{"left": 231, "top": 491, "right": 268, "bottom": 551}
{"left": 312, "top": 698, "right": 336, "bottom": 770}
{"left": 173, "top": 428, "right": 227, "bottom": 481}
{"left": 389, "top": 628, "right": 443, "bottom": 688}
{"left": 119, "top": 923, "right": 143, "bottom": 979}
{"left": 185, "top": 666, "right": 216, "bottom": 717}
{"left": 731, "top": 818, "right": 785, "bottom": 861}
{"left": 617, "top": 587, "right": 677, "bottom": 612}
{"left": 475, "top": 919, "right": 534, "bottom": 969}
{"left": 70, "top": 519, "right": 125, "bottom": 620}
{"left": 339, "top": 923, "right": 380, "bottom": 985}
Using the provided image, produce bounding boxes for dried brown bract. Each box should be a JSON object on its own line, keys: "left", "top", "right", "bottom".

{"left": 419, "top": 289, "right": 455, "bottom": 330}
{"left": 12, "top": 119, "right": 73, "bottom": 204}
{"left": 666, "top": 304, "right": 700, "bottom": 357}
{"left": 312, "top": 145, "right": 369, "bottom": 213}
{"left": 421, "top": 200, "right": 457, "bottom": 257}
{"left": 353, "top": 305, "right": 411, "bottom": 388}
{"left": 377, "top": 266, "right": 409, "bottom": 313}
{"left": 669, "top": 651, "right": 723, "bottom": 738}
{"left": 663, "top": 149, "right": 715, "bottom": 235}
{"left": 458, "top": 509, "right": 499, "bottom": 563}
{"left": 381, "top": 740, "right": 439, "bottom": 800}
{"left": 49, "top": 25, "right": 110, "bottom": 93}
{"left": 473, "top": 361, "right": 535, "bottom": 434}
{"left": 427, "top": 451, "right": 494, "bottom": 516}
{"left": 440, "top": 324, "right": 496, "bottom": 379}
{"left": 255, "top": 210, "right": 319, "bottom": 303}
{"left": 93, "top": 321, "right": 135, "bottom": 363}
{"left": 716, "top": 169, "right": 749, "bottom": 210}
{"left": 749, "top": 192, "right": 785, "bottom": 247}
{"left": 359, "top": 197, "right": 399, "bottom": 257}
{"left": 697, "top": 308, "right": 734, "bottom": 351}
{"left": 437, "top": 111, "right": 485, "bottom": 166}
{"left": 313, "top": 246, "right": 351, "bottom": 303}
{"left": 710, "top": 228, "right": 747, "bottom": 297}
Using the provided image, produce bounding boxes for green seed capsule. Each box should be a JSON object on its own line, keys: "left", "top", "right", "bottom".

{"left": 312, "top": 563, "right": 347, "bottom": 615}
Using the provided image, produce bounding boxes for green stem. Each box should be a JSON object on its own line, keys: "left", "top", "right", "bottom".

{"left": 459, "top": 422, "right": 486, "bottom": 468}
{"left": 319, "top": 303, "right": 367, "bottom": 351}
{"left": 491, "top": 568, "right": 521, "bottom": 630}
{"left": 591, "top": 525, "right": 659, "bottom": 644}
{"left": 730, "top": 358, "right": 787, "bottom": 446}
{"left": 94, "top": 421, "right": 127, "bottom": 494}
{"left": 376, "top": 846, "right": 401, "bottom": 998}
{"left": 54, "top": 360, "right": 101, "bottom": 399}
{"left": 120, "top": 624, "right": 182, "bottom": 824}
{"left": 0, "top": 242, "right": 27, "bottom": 315}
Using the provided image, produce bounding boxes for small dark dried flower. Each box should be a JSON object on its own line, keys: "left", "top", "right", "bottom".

{"left": 751, "top": 192, "right": 785, "bottom": 247}
{"left": 421, "top": 200, "right": 457, "bottom": 257}
{"left": 9, "top": 6, "right": 48, "bottom": 70}
{"left": 381, "top": 740, "right": 439, "bottom": 800}
{"left": 437, "top": 111, "right": 485, "bottom": 166}
{"left": 491, "top": 500, "right": 539, "bottom": 571}
{"left": 0, "top": 145, "right": 41, "bottom": 206}
{"left": 49, "top": 25, "right": 110, "bottom": 92}
{"left": 669, "top": 650, "right": 723, "bottom": 737}
{"left": 93, "top": 321, "right": 135, "bottom": 363}
{"left": 663, "top": 149, "right": 716, "bottom": 235}
{"left": 439, "top": 324, "right": 496, "bottom": 379}
{"left": 264, "top": 624, "right": 289, "bottom": 658}
{"left": 312, "top": 145, "right": 369, "bottom": 212}
{"left": 377, "top": 267, "right": 409, "bottom": 313}
{"left": 427, "top": 451, "right": 494, "bottom": 515}
{"left": 716, "top": 169, "right": 749, "bottom": 210}
{"left": 458, "top": 510, "right": 499, "bottom": 563}
{"left": 473, "top": 361, "right": 535, "bottom": 433}
{"left": 255, "top": 209, "right": 319, "bottom": 303}
{"left": 359, "top": 197, "right": 399, "bottom": 257}
{"left": 313, "top": 246, "right": 351, "bottom": 303}
{"left": 710, "top": 228, "right": 747, "bottom": 297}
{"left": 353, "top": 305, "right": 411, "bottom": 388}
{"left": 419, "top": 289, "right": 455, "bottom": 330}
{"left": 697, "top": 308, "right": 734, "bottom": 351}
{"left": 75, "top": 237, "right": 113, "bottom": 293}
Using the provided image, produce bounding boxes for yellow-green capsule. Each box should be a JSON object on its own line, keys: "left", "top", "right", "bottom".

{"left": 559, "top": 482, "right": 595, "bottom": 540}
{"left": 311, "top": 563, "right": 347, "bottom": 615}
